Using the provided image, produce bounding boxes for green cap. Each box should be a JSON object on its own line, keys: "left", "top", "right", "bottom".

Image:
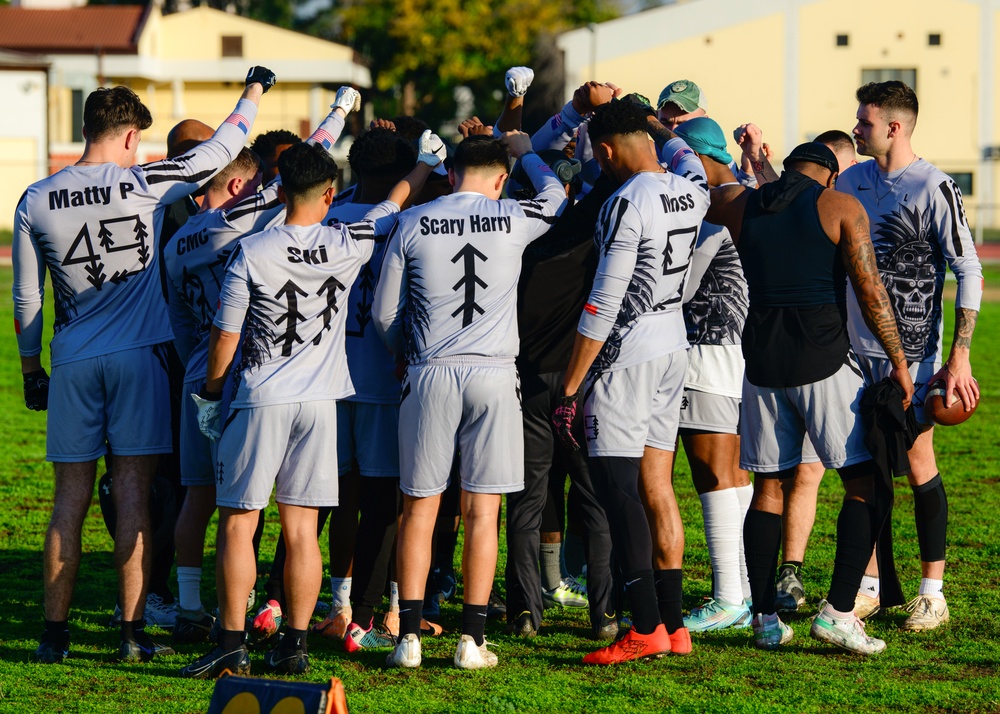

{"left": 673, "top": 116, "right": 733, "bottom": 165}
{"left": 657, "top": 79, "right": 706, "bottom": 113}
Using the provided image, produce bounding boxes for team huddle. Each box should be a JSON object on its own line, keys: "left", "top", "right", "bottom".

{"left": 11, "top": 62, "right": 982, "bottom": 676}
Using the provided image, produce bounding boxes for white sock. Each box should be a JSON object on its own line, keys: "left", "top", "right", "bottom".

{"left": 919, "top": 578, "right": 944, "bottom": 599}
{"left": 699, "top": 488, "right": 744, "bottom": 606}
{"left": 331, "top": 577, "right": 352, "bottom": 608}
{"left": 859, "top": 575, "right": 880, "bottom": 598}
{"left": 734, "top": 484, "right": 754, "bottom": 601}
{"left": 389, "top": 581, "right": 400, "bottom": 612}
{"left": 176, "top": 566, "right": 202, "bottom": 612}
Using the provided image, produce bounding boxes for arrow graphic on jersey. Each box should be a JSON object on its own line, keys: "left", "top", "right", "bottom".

{"left": 314, "top": 275, "right": 346, "bottom": 344}
{"left": 275, "top": 280, "right": 308, "bottom": 356}
{"left": 450, "top": 243, "right": 488, "bottom": 327}
{"left": 62, "top": 224, "right": 107, "bottom": 290}
{"left": 97, "top": 215, "right": 148, "bottom": 259}
{"left": 346, "top": 265, "right": 376, "bottom": 338}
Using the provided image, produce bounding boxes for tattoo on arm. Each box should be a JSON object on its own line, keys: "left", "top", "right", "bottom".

{"left": 750, "top": 155, "right": 779, "bottom": 184}
{"left": 953, "top": 307, "right": 978, "bottom": 351}
{"left": 645, "top": 117, "right": 676, "bottom": 149}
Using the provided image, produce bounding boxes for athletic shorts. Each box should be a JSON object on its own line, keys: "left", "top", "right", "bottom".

{"left": 47, "top": 343, "right": 172, "bottom": 462}
{"left": 583, "top": 351, "right": 688, "bottom": 458}
{"left": 678, "top": 388, "right": 740, "bottom": 435}
{"left": 399, "top": 357, "right": 524, "bottom": 497}
{"left": 337, "top": 401, "right": 400, "bottom": 477}
{"left": 857, "top": 355, "right": 940, "bottom": 426}
{"left": 215, "top": 400, "right": 338, "bottom": 510}
{"left": 179, "top": 379, "right": 218, "bottom": 487}
{"left": 740, "top": 357, "right": 871, "bottom": 474}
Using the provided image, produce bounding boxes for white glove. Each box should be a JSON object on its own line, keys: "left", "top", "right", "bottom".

{"left": 505, "top": 66, "right": 534, "bottom": 98}
{"left": 417, "top": 129, "right": 446, "bottom": 168}
{"left": 332, "top": 86, "right": 360, "bottom": 115}
{"left": 191, "top": 393, "right": 222, "bottom": 441}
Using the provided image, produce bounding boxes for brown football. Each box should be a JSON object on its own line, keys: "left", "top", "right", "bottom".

{"left": 926, "top": 379, "right": 979, "bottom": 426}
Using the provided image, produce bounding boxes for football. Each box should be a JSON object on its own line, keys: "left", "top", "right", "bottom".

{"left": 926, "top": 379, "right": 979, "bottom": 426}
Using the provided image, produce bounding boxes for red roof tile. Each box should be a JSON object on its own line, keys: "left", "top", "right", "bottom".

{"left": 0, "top": 6, "right": 148, "bottom": 55}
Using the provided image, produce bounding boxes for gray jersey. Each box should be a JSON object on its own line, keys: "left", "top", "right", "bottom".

{"left": 373, "top": 154, "right": 567, "bottom": 363}
{"left": 579, "top": 138, "right": 709, "bottom": 372}
{"left": 12, "top": 98, "right": 259, "bottom": 367}
{"left": 840, "top": 159, "right": 983, "bottom": 363}
{"left": 324, "top": 193, "right": 398, "bottom": 403}
{"left": 214, "top": 202, "right": 399, "bottom": 407}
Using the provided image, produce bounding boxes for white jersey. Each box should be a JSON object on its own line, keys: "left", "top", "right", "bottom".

{"left": 12, "top": 98, "right": 259, "bottom": 366}
{"left": 323, "top": 191, "right": 398, "bottom": 404}
{"left": 682, "top": 221, "right": 747, "bottom": 397}
{"left": 374, "top": 154, "right": 567, "bottom": 363}
{"left": 578, "top": 138, "right": 709, "bottom": 372}
{"left": 214, "top": 202, "right": 399, "bottom": 407}
{"left": 839, "top": 159, "right": 983, "bottom": 363}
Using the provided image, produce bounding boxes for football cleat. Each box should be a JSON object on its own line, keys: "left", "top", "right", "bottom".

{"left": 683, "top": 598, "right": 752, "bottom": 632}
{"left": 264, "top": 645, "right": 309, "bottom": 675}
{"left": 506, "top": 610, "right": 537, "bottom": 638}
{"left": 542, "top": 576, "right": 589, "bottom": 609}
{"left": 386, "top": 633, "right": 422, "bottom": 669}
{"left": 583, "top": 624, "right": 670, "bottom": 665}
{"left": 118, "top": 630, "right": 175, "bottom": 663}
{"left": 312, "top": 605, "right": 352, "bottom": 641}
{"left": 811, "top": 605, "right": 885, "bottom": 654}
{"left": 33, "top": 635, "right": 69, "bottom": 664}
{"left": 593, "top": 614, "right": 619, "bottom": 641}
{"left": 178, "top": 645, "right": 251, "bottom": 679}
{"left": 454, "top": 635, "right": 498, "bottom": 670}
{"left": 667, "top": 627, "right": 692, "bottom": 655}
{"left": 344, "top": 622, "right": 396, "bottom": 652}
{"left": 487, "top": 589, "right": 507, "bottom": 620}
{"left": 143, "top": 593, "right": 179, "bottom": 629}
{"left": 382, "top": 610, "right": 400, "bottom": 637}
{"left": 751, "top": 613, "right": 794, "bottom": 650}
{"left": 774, "top": 565, "right": 805, "bottom": 613}
{"left": 173, "top": 608, "right": 215, "bottom": 645}
{"left": 854, "top": 592, "right": 881, "bottom": 620}
{"left": 901, "top": 595, "right": 950, "bottom": 632}
{"left": 250, "top": 599, "right": 283, "bottom": 646}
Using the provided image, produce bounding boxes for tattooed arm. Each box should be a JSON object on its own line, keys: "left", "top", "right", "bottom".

{"left": 833, "top": 194, "right": 914, "bottom": 408}
{"left": 734, "top": 123, "right": 779, "bottom": 185}
{"left": 931, "top": 307, "right": 980, "bottom": 411}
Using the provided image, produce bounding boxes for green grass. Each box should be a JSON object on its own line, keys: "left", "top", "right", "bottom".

{"left": 1, "top": 266, "right": 999, "bottom": 714}
{"left": 0, "top": 229, "right": 11, "bottom": 247}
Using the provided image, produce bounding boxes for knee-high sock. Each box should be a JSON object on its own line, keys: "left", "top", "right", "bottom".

{"left": 827, "top": 499, "right": 876, "bottom": 613}
{"left": 743, "top": 509, "right": 782, "bottom": 616}
{"left": 913, "top": 474, "right": 947, "bottom": 563}
{"left": 699, "top": 489, "right": 744, "bottom": 605}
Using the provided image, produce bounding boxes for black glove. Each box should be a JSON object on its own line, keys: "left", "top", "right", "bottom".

{"left": 622, "top": 92, "right": 655, "bottom": 118}
{"left": 23, "top": 368, "right": 50, "bottom": 411}
{"left": 245, "top": 66, "right": 277, "bottom": 93}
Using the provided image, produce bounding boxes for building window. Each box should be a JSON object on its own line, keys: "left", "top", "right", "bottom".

{"left": 71, "top": 89, "right": 84, "bottom": 142}
{"left": 836, "top": 34, "right": 849, "bottom": 47}
{"left": 221, "top": 35, "right": 244, "bottom": 58}
{"left": 928, "top": 33, "right": 941, "bottom": 46}
{"left": 861, "top": 68, "right": 917, "bottom": 90}
{"left": 948, "top": 172, "right": 973, "bottom": 196}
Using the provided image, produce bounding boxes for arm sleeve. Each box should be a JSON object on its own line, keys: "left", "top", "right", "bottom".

{"left": 306, "top": 110, "right": 347, "bottom": 153}
{"left": 660, "top": 137, "right": 710, "bottom": 196}
{"left": 513, "top": 154, "right": 569, "bottom": 244}
{"left": 372, "top": 225, "right": 407, "bottom": 355}
{"left": 933, "top": 179, "right": 983, "bottom": 312}
{"left": 577, "top": 196, "right": 641, "bottom": 342}
{"left": 141, "top": 98, "right": 259, "bottom": 205}
{"left": 166, "top": 274, "right": 199, "bottom": 364}
{"left": 12, "top": 193, "right": 45, "bottom": 357}
{"left": 682, "top": 226, "right": 726, "bottom": 304}
{"left": 344, "top": 200, "right": 402, "bottom": 265}
{"left": 224, "top": 180, "right": 285, "bottom": 235}
{"left": 531, "top": 102, "right": 585, "bottom": 152}
{"left": 213, "top": 247, "right": 252, "bottom": 334}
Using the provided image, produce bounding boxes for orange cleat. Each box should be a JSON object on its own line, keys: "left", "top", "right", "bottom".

{"left": 668, "top": 626, "right": 692, "bottom": 655}
{"left": 582, "top": 623, "right": 670, "bottom": 665}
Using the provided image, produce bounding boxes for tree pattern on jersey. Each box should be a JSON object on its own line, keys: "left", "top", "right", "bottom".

{"left": 594, "top": 238, "right": 658, "bottom": 372}
{"left": 36, "top": 237, "right": 78, "bottom": 331}
{"left": 180, "top": 265, "right": 213, "bottom": 335}
{"left": 595, "top": 195, "right": 630, "bottom": 258}
{"left": 403, "top": 255, "right": 431, "bottom": 364}
{"left": 872, "top": 203, "right": 943, "bottom": 361}
{"left": 235, "top": 286, "right": 276, "bottom": 392}
{"left": 684, "top": 241, "right": 748, "bottom": 345}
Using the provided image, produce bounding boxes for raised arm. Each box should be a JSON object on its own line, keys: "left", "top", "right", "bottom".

{"left": 505, "top": 131, "right": 569, "bottom": 239}
{"left": 734, "top": 123, "right": 779, "bottom": 185}
{"left": 494, "top": 66, "right": 533, "bottom": 134}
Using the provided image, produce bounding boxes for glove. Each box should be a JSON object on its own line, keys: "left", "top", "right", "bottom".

{"left": 191, "top": 392, "right": 222, "bottom": 441}
{"left": 332, "top": 86, "right": 360, "bottom": 115}
{"left": 552, "top": 393, "right": 580, "bottom": 451}
{"left": 505, "top": 66, "right": 535, "bottom": 98}
{"left": 245, "top": 66, "right": 277, "bottom": 93}
{"left": 622, "top": 92, "right": 655, "bottom": 118}
{"left": 23, "top": 368, "right": 49, "bottom": 411}
{"left": 417, "top": 129, "right": 447, "bottom": 168}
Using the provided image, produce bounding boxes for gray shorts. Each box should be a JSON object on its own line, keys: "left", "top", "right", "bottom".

{"left": 398, "top": 358, "right": 524, "bottom": 497}
{"left": 583, "top": 351, "right": 689, "bottom": 457}
{"left": 740, "top": 357, "right": 871, "bottom": 473}
{"left": 678, "top": 388, "right": 740, "bottom": 435}
{"left": 47, "top": 343, "right": 172, "bottom": 462}
{"left": 215, "top": 400, "right": 339, "bottom": 510}
{"left": 180, "top": 379, "right": 217, "bottom": 487}
{"left": 337, "top": 401, "right": 400, "bottom": 477}
{"left": 857, "top": 355, "right": 939, "bottom": 426}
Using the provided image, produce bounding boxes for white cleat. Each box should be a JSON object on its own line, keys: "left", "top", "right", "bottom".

{"left": 386, "top": 633, "right": 422, "bottom": 669}
{"left": 811, "top": 604, "right": 886, "bottom": 654}
{"left": 454, "top": 635, "right": 498, "bottom": 670}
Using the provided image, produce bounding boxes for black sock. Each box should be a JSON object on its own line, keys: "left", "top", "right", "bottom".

{"left": 43, "top": 619, "right": 69, "bottom": 644}
{"left": 353, "top": 606, "right": 375, "bottom": 630}
{"left": 398, "top": 599, "right": 422, "bottom": 640}
{"left": 624, "top": 570, "right": 660, "bottom": 635}
{"left": 281, "top": 627, "right": 308, "bottom": 653}
{"left": 219, "top": 628, "right": 244, "bottom": 651}
{"left": 913, "top": 474, "right": 947, "bottom": 563}
{"left": 744, "top": 509, "right": 782, "bottom": 616}
{"left": 461, "top": 603, "right": 489, "bottom": 646}
{"left": 653, "top": 569, "right": 684, "bottom": 634}
{"left": 120, "top": 618, "right": 144, "bottom": 641}
{"left": 827, "top": 499, "right": 875, "bottom": 612}
{"left": 779, "top": 561, "right": 802, "bottom": 572}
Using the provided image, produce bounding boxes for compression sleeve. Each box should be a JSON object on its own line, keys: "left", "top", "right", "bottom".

{"left": 933, "top": 179, "right": 983, "bottom": 313}
{"left": 213, "top": 246, "right": 252, "bottom": 334}
{"left": 12, "top": 193, "right": 45, "bottom": 357}
{"left": 660, "top": 137, "right": 710, "bottom": 196}
{"left": 372, "top": 224, "right": 406, "bottom": 356}
{"left": 514, "top": 154, "right": 569, "bottom": 244}
{"left": 306, "top": 110, "right": 347, "bottom": 154}
{"left": 531, "top": 102, "right": 585, "bottom": 152}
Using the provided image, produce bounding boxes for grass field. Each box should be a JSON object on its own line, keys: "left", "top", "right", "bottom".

{"left": 1, "top": 264, "right": 999, "bottom": 714}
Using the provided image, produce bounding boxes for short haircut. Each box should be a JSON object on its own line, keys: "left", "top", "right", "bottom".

{"left": 277, "top": 142, "right": 339, "bottom": 201}
{"left": 814, "top": 129, "right": 855, "bottom": 155}
{"left": 453, "top": 135, "right": 509, "bottom": 174}
{"left": 587, "top": 99, "right": 649, "bottom": 144}
{"left": 83, "top": 86, "right": 152, "bottom": 143}
{"left": 348, "top": 128, "right": 417, "bottom": 179}
{"left": 390, "top": 115, "right": 431, "bottom": 143}
{"left": 856, "top": 80, "right": 919, "bottom": 120}
{"left": 250, "top": 129, "right": 302, "bottom": 161}
{"left": 205, "top": 147, "right": 261, "bottom": 193}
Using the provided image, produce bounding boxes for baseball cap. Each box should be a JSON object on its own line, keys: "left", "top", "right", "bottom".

{"left": 673, "top": 117, "right": 733, "bottom": 165}
{"left": 657, "top": 80, "right": 706, "bottom": 113}
{"left": 785, "top": 142, "right": 840, "bottom": 175}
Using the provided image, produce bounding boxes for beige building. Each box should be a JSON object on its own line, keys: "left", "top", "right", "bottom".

{"left": 0, "top": 2, "right": 370, "bottom": 229}
{"left": 560, "top": 0, "right": 1000, "bottom": 229}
